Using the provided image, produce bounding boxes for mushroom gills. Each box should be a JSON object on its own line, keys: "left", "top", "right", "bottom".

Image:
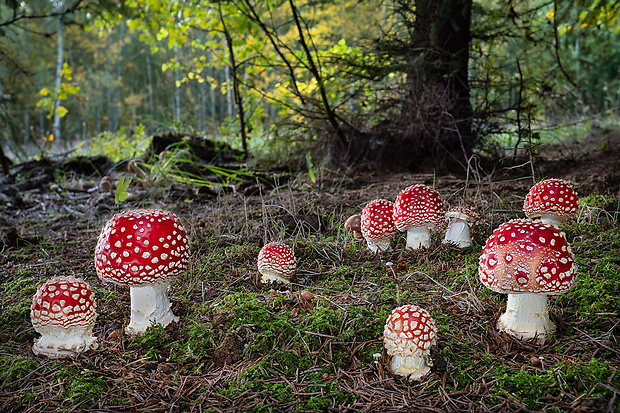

{"left": 260, "top": 270, "right": 292, "bottom": 284}
{"left": 497, "top": 293, "right": 556, "bottom": 343}
{"left": 443, "top": 219, "right": 472, "bottom": 248}
{"left": 534, "top": 212, "right": 568, "bottom": 227}
{"left": 405, "top": 226, "right": 432, "bottom": 249}
{"left": 367, "top": 237, "right": 392, "bottom": 253}
{"left": 32, "top": 327, "right": 98, "bottom": 358}
{"left": 388, "top": 353, "right": 433, "bottom": 381}
{"left": 127, "top": 281, "right": 179, "bottom": 335}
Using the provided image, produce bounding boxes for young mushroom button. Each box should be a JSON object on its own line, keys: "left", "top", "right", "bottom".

{"left": 95, "top": 209, "right": 189, "bottom": 335}
{"left": 443, "top": 207, "right": 480, "bottom": 248}
{"left": 361, "top": 199, "right": 398, "bottom": 252}
{"left": 31, "top": 276, "right": 98, "bottom": 358}
{"left": 393, "top": 184, "right": 445, "bottom": 249}
{"left": 523, "top": 178, "right": 579, "bottom": 226}
{"left": 479, "top": 219, "right": 577, "bottom": 343}
{"left": 383, "top": 305, "right": 437, "bottom": 381}
{"left": 257, "top": 242, "right": 296, "bottom": 284}
{"left": 344, "top": 214, "right": 363, "bottom": 239}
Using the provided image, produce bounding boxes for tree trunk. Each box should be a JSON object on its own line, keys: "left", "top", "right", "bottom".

{"left": 406, "top": 0, "right": 473, "bottom": 163}
{"left": 52, "top": 2, "right": 64, "bottom": 143}
{"left": 174, "top": 44, "right": 181, "bottom": 125}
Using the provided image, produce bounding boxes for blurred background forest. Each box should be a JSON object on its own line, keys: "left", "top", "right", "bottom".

{"left": 1, "top": 0, "right": 620, "bottom": 173}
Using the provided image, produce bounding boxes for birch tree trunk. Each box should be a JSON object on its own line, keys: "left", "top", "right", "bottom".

{"left": 52, "top": 1, "right": 64, "bottom": 143}
{"left": 174, "top": 44, "right": 181, "bottom": 124}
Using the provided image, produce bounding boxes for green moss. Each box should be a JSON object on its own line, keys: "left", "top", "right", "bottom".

{"left": 493, "top": 358, "right": 616, "bottom": 410}
{"left": 0, "top": 353, "right": 39, "bottom": 387}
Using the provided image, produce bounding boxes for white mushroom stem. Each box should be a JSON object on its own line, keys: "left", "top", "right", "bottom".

{"left": 388, "top": 353, "right": 432, "bottom": 381}
{"left": 443, "top": 219, "right": 472, "bottom": 247}
{"left": 32, "top": 326, "right": 98, "bottom": 358}
{"left": 537, "top": 213, "right": 567, "bottom": 227}
{"left": 260, "top": 271, "right": 292, "bottom": 285}
{"left": 405, "top": 226, "right": 432, "bottom": 249}
{"left": 497, "top": 293, "right": 556, "bottom": 344}
{"left": 367, "top": 238, "right": 392, "bottom": 253}
{"left": 127, "top": 281, "right": 178, "bottom": 335}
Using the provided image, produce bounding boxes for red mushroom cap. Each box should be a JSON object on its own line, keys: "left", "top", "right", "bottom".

{"left": 95, "top": 209, "right": 189, "bottom": 287}
{"left": 393, "top": 185, "right": 444, "bottom": 231}
{"left": 31, "top": 276, "right": 97, "bottom": 331}
{"left": 479, "top": 219, "right": 576, "bottom": 294}
{"left": 361, "top": 199, "right": 398, "bottom": 242}
{"left": 523, "top": 179, "right": 579, "bottom": 219}
{"left": 384, "top": 305, "right": 437, "bottom": 356}
{"left": 257, "top": 242, "right": 296, "bottom": 280}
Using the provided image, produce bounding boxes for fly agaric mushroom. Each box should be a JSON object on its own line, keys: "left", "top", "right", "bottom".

{"left": 479, "top": 219, "right": 577, "bottom": 343}
{"left": 361, "top": 199, "right": 398, "bottom": 252}
{"left": 257, "top": 242, "right": 296, "bottom": 284}
{"left": 523, "top": 178, "right": 579, "bottom": 226}
{"left": 443, "top": 206, "right": 480, "bottom": 248}
{"left": 393, "top": 184, "right": 445, "bottom": 249}
{"left": 95, "top": 209, "right": 189, "bottom": 335}
{"left": 31, "top": 276, "right": 98, "bottom": 358}
{"left": 344, "top": 214, "right": 363, "bottom": 239}
{"left": 383, "top": 304, "right": 437, "bottom": 380}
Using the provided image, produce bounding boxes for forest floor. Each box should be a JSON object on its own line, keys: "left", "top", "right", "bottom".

{"left": 0, "top": 128, "right": 619, "bottom": 412}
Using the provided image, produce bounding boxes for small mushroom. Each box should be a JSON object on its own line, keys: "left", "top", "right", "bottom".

{"left": 393, "top": 184, "right": 445, "bottom": 249}
{"left": 99, "top": 176, "right": 114, "bottom": 192}
{"left": 344, "top": 214, "right": 363, "bottom": 239}
{"left": 383, "top": 304, "right": 437, "bottom": 380}
{"left": 361, "top": 199, "right": 398, "bottom": 252}
{"left": 95, "top": 209, "right": 190, "bottom": 335}
{"left": 443, "top": 206, "right": 480, "bottom": 248}
{"left": 30, "top": 276, "right": 98, "bottom": 358}
{"left": 479, "top": 219, "right": 577, "bottom": 343}
{"left": 523, "top": 178, "right": 579, "bottom": 226}
{"left": 257, "top": 242, "right": 296, "bottom": 284}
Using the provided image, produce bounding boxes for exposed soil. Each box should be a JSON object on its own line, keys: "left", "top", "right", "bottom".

{"left": 0, "top": 132, "right": 618, "bottom": 412}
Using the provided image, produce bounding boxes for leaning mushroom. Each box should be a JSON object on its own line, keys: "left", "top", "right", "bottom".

{"left": 393, "top": 184, "right": 445, "bottom": 249}
{"left": 344, "top": 214, "right": 363, "bottom": 239}
{"left": 479, "top": 219, "right": 577, "bottom": 343}
{"left": 443, "top": 206, "right": 480, "bottom": 248}
{"left": 257, "top": 242, "right": 296, "bottom": 284}
{"left": 361, "top": 199, "right": 398, "bottom": 252}
{"left": 523, "top": 178, "right": 579, "bottom": 226}
{"left": 383, "top": 304, "right": 437, "bottom": 380}
{"left": 31, "top": 276, "right": 98, "bottom": 358}
{"left": 95, "top": 209, "right": 189, "bottom": 335}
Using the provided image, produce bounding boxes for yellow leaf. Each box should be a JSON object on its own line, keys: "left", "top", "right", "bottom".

{"left": 56, "top": 106, "right": 69, "bottom": 118}
{"left": 580, "top": 23, "right": 588, "bottom": 28}
{"left": 546, "top": 8, "right": 554, "bottom": 19}
{"left": 40, "top": 88, "right": 50, "bottom": 96}
{"left": 188, "top": 72, "right": 195, "bottom": 79}
{"left": 44, "top": 133, "right": 54, "bottom": 142}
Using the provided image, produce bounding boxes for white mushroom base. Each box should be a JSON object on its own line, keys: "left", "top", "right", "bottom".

{"left": 388, "top": 354, "right": 432, "bottom": 381}
{"left": 259, "top": 271, "right": 291, "bottom": 285}
{"left": 443, "top": 220, "right": 472, "bottom": 248}
{"left": 405, "top": 226, "right": 432, "bottom": 250}
{"left": 32, "top": 326, "right": 98, "bottom": 358}
{"left": 127, "top": 281, "right": 179, "bottom": 335}
{"left": 497, "top": 293, "right": 556, "bottom": 344}
{"left": 367, "top": 238, "right": 392, "bottom": 253}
